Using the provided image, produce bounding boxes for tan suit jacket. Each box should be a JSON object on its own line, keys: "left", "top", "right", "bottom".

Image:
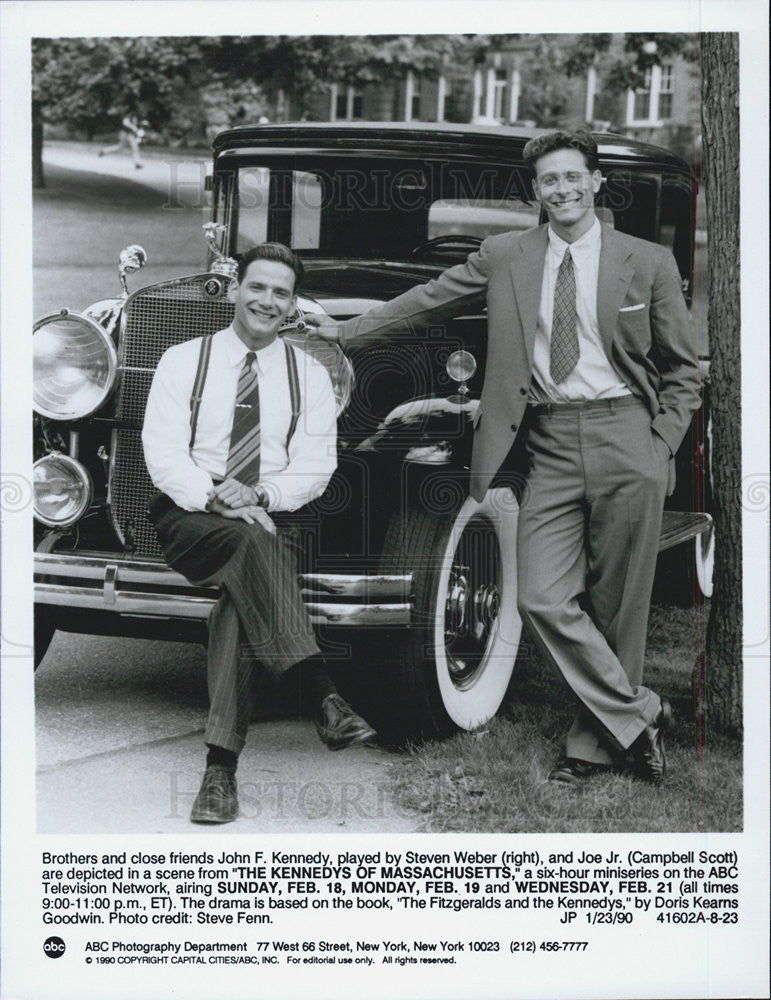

{"left": 342, "top": 222, "right": 700, "bottom": 501}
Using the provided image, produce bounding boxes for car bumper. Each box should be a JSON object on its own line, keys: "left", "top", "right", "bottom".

{"left": 35, "top": 552, "right": 413, "bottom": 628}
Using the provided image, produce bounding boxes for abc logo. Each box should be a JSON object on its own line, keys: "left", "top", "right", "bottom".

{"left": 44, "top": 936, "right": 66, "bottom": 959}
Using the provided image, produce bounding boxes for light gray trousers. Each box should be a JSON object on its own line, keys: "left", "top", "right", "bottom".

{"left": 516, "top": 396, "right": 668, "bottom": 764}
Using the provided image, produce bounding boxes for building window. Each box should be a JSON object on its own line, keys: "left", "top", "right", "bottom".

{"left": 411, "top": 76, "right": 422, "bottom": 119}
{"left": 632, "top": 68, "right": 653, "bottom": 121}
{"left": 658, "top": 63, "right": 674, "bottom": 119}
{"left": 626, "top": 62, "right": 675, "bottom": 126}
{"left": 333, "top": 84, "right": 364, "bottom": 120}
{"left": 404, "top": 72, "right": 423, "bottom": 121}
{"left": 493, "top": 68, "right": 508, "bottom": 120}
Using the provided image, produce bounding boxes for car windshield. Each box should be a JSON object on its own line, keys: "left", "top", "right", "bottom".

{"left": 215, "top": 156, "right": 539, "bottom": 259}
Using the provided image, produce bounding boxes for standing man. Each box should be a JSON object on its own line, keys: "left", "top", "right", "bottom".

{"left": 143, "top": 243, "right": 376, "bottom": 824}
{"left": 312, "top": 127, "right": 700, "bottom": 785}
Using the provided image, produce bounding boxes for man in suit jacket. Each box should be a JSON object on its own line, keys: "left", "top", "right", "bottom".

{"left": 312, "top": 127, "right": 700, "bottom": 784}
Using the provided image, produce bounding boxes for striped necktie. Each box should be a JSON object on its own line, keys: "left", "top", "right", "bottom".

{"left": 225, "top": 351, "right": 261, "bottom": 486}
{"left": 550, "top": 247, "right": 579, "bottom": 384}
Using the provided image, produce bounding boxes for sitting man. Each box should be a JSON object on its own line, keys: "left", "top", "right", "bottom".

{"left": 142, "top": 242, "right": 376, "bottom": 824}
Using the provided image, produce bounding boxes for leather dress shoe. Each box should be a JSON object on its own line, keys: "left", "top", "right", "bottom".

{"left": 190, "top": 765, "right": 237, "bottom": 823}
{"left": 548, "top": 757, "right": 613, "bottom": 785}
{"left": 317, "top": 693, "right": 376, "bottom": 750}
{"left": 629, "top": 696, "right": 673, "bottom": 784}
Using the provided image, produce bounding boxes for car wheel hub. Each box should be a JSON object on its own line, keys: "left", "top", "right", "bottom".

{"left": 442, "top": 519, "right": 503, "bottom": 685}
{"left": 445, "top": 567, "right": 470, "bottom": 639}
{"left": 473, "top": 583, "right": 500, "bottom": 638}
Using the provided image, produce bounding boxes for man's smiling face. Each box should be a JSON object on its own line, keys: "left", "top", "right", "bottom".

{"left": 532, "top": 147, "right": 602, "bottom": 240}
{"left": 230, "top": 258, "right": 296, "bottom": 350}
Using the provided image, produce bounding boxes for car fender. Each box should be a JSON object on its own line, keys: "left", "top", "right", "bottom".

{"left": 355, "top": 394, "right": 479, "bottom": 468}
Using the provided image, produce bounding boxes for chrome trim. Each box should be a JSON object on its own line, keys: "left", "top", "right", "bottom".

{"left": 36, "top": 583, "right": 215, "bottom": 619}
{"left": 33, "top": 310, "right": 118, "bottom": 420}
{"left": 35, "top": 584, "right": 409, "bottom": 628}
{"left": 34, "top": 553, "right": 413, "bottom": 627}
{"left": 657, "top": 511, "right": 713, "bottom": 553}
{"left": 106, "top": 427, "right": 125, "bottom": 548}
{"left": 118, "top": 245, "right": 148, "bottom": 297}
{"left": 306, "top": 603, "right": 408, "bottom": 626}
{"left": 104, "top": 564, "right": 117, "bottom": 606}
{"left": 33, "top": 456, "right": 94, "bottom": 529}
{"left": 302, "top": 573, "right": 412, "bottom": 601}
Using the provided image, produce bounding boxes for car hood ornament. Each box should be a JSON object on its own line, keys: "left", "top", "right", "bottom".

{"left": 118, "top": 245, "right": 148, "bottom": 297}
{"left": 202, "top": 222, "right": 237, "bottom": 278}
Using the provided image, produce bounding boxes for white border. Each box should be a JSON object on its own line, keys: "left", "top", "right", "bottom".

{"left": 2, "top": 2, "right": 768, "bottom": 998}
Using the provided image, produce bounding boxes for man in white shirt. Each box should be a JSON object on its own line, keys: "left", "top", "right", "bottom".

{"left": 311, "top": 128, "right": 700, "bottom": 786}
{"left": 143, "top": 243, "right": 376, "bottom": 824}
{"left": 99, "top": 113, "right": 145, "bottom": 169}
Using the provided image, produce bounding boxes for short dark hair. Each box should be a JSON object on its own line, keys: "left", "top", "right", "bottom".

{"left": 522, "top": 127, "right": 600, "bottom": 176}
{"left": 237, "top": 242, "right": 304, "bottom": 291}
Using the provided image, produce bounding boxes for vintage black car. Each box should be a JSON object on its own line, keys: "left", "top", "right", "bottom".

{"left": 33, "top": 122, "right": 713, "bottom": 739}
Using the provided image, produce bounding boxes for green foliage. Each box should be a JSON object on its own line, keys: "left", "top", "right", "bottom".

{"left": 563, "top": 33, "right": 612, "bottom": 77}
{"left": 598, "top": 33, "right": 693, "bottom": 93}
{"left": 329, "top": 35, "right": 481, "bottom": 83}
{"left": 32, "top": 33, "right": 695, "bottom": 141}
{"left": 32, "top": 36, "right": 209, "bottom": 138}
{"left": 32, "top": 34, "right": 498, "bottom": 138}
{"left": 516, "top": 39, "right": 575, "bottom": 127}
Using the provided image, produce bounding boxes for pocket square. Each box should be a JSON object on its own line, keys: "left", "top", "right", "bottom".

{"left": 619, "top": 303, "right": 646, "bottom": 312}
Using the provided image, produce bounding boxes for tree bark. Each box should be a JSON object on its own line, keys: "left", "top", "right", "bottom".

{"left": 32, "top": 100, "right": 45, "bottom": 189}
{"left": 700, "top": 33, "right": 742, "bottom": 735}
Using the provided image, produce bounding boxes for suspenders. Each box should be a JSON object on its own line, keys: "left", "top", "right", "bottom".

{"left": 188, "top": 335, "right": 213, "bottom": 448}
{"left": 284, "top": 340, "right": 301, "bottom": 445}
{"left": 188, "top": 336, "right": 302, "bottom": 452}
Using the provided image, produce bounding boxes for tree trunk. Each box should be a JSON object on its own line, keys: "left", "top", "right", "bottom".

{"left": 699, "top": 33, "right": 742, "bottom": 735}
{"left": 32, "top": 100, "right": 45, "bottom": 189}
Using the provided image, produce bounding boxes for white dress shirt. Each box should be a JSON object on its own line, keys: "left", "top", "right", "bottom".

{"left": 530, "top": 217, "right": 631, "bottom": 403}
{"left": 142, "top": 326, "right": 337, "bottom": 512}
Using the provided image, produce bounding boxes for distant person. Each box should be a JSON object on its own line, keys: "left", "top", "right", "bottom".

{"left": 99, "top": 113, "right": 145, "bottom": 169}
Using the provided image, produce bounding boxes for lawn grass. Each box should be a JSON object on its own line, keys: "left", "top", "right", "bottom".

{"left": 390, "top": 601, "right": 742, "bottom": 832}
{"left": 33, "top": 162, "right": 205, "bottom": 316}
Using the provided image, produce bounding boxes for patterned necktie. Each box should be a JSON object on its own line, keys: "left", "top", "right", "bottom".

{"left": 225, "top": 351, "right": 261, "bottom": 486}
{"left": 550, "top": 247, "right": 579, "bottom": 384}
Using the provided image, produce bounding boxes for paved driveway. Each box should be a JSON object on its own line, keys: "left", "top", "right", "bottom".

{"left": 36, "top": 632, "right": 418, "bottom": 834}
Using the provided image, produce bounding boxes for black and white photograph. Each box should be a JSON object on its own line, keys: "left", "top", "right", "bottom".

{"left": 1, "top": 2, "right": 768, "bottom": 999}
{"left": 27, "top": 27, "right": 737, "bottom": 834}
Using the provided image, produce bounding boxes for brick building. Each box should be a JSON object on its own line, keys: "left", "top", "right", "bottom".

{"left": 302, "top": 35, "right": 698, "bottom": 158}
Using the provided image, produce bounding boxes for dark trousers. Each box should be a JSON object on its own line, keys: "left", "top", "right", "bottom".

{"left": 516, "top": 396, "right": 668, "bottom": 764}
{"left": 149, "top": 494, "right": 319, "bottom": 754}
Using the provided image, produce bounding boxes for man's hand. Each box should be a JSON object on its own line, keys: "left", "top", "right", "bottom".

{"left": 651, "top": 432, "right": 671, "bottom": 466}
{"left": 209, "top": 477, "right": 258, "bottom": 509}
{"left": 301, "top": 313, "right": 345, "bottom": 342}
{"left": 206, "top": 496, "right": 276, "bottom": 534}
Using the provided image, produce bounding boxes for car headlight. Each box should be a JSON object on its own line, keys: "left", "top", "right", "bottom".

{"left": 282, "top": 326, "right": 355, "bottom": 417}
{"left": 33, "top": 311, "right": 117, "bottom": 420}
{"left": 446, "top": 349, "right": 477, "bottom": 385}
{"left": 33, "top": 455, "right": 93, "bottom": 528}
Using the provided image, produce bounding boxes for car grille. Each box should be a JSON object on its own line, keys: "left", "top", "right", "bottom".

{"left": 110, "top": 274, "right": 234, "bottom": 555}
